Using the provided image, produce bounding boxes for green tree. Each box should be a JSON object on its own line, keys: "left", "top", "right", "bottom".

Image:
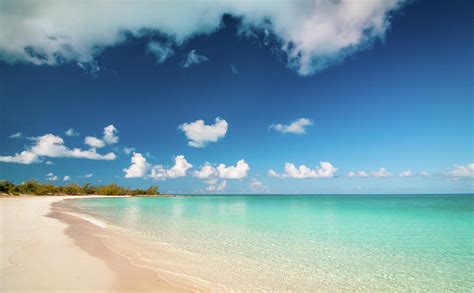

{"left": 82, "top": 183, "right": 97, "bottom": 194}
{"left": 145, "top": 186, "right": 159, "bottom": 195}
{"left": 0, "top": 180, "right": 14, "bottom": 194}
{"left": 63, "top": 183, "right": 83, "bottom": 195}
{"left": 0, "top": 180, "right": 160, "bottom": 196}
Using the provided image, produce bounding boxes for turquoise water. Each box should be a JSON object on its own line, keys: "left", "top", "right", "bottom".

{"left": 67, "top": 194, "right": 474, "bottom": 291}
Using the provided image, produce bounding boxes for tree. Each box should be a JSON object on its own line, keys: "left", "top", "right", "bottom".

{"left": 145, "top": 186, "right": 159, "bottom": 195}
{"left": 0, "top": 179, "right": 161, "bottom": 196}
{"left": 63, "top": 183, "right": 83, "bottom": 195}
{"left": 0, "top": 180, "right": 14, "bottom": 194}
{"left": 82, "top": 183, "right": 97, "bottom": 194}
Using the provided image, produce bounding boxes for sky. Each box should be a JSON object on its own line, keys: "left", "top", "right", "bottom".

{"left": 0, "top": 0, "right": 472, "bottom": 194}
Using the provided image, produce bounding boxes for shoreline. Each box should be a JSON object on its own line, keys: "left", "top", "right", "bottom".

{"left": 0, "top": 195, "right": 195, "bottom": 292}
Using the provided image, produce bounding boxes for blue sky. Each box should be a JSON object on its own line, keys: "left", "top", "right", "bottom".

{"left": 0, "top": 0, "right": 472, "bottom": 194}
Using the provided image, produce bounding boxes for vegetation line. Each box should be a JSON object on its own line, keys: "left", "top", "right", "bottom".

{"left": 0, "top": 180, "right": 160, "bottom": 196}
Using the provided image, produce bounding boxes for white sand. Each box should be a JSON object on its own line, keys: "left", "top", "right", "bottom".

{"left": 0, "top": 196, "right": 117, "bottom": 291}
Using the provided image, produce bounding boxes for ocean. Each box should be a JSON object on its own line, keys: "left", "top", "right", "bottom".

{"left": 65, "top": 194, "right": 473, "bottom": 291}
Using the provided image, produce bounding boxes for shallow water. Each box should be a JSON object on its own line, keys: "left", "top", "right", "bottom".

{"left": 66, "top": 194, "right": 474, "bottom": 291}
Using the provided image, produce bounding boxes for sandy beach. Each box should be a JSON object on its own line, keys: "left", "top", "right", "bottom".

{"left": 0, "top": 196, "right": 190, "bottom": 292}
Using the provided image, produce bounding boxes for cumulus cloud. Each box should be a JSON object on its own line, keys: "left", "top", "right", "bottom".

{"left": 249, "top": 178, "right": 268, "bottom": 192}
{"left": 84, "top": 173, "right": 94, "bottom": 178}
{"left": 269, "top": 118, "right": 313, "bottom": 134}
{"left": 193, "top": 163, "right": 218, "bottom": 179}
{"left": 205, "top": 179, "right": 218, "bottom": 185}
{"left": 123, "top": 153, "right": 192, "bottom": 180}
{"left": 84, "top": 136, "right": 106, "bottom": 148}
{"left": 179, "top": 117, "right": 228, "bottom": 148}
{"left": 63, "top": 175, "right": 71, "bottom": 181}
{"left": 206, "top": 180, "right": 227, "bottom": 192}
{"left": 84, "top": 124, "right": 119, "bottom": 148}
{"left": 371, "top": 168, "right": 393, "bottom": 177}
{"left": 0, "top": 151, "right": 40, "bottom": 164}
{"left": 149, "top": 155, "right": 193, "bottom": 180}
{"left": 65, "top": 128, "right": 79, "bottom": 137}
{"left": 399, "top": 170, "right": 413, "bottom": 177}
{"left": 0, "top": 133, "right": 116, "bottom": 164}
{"left": 181, "top": 50, "right": 208, "bottom": 68}
{"left": 147, "top": 41, "right": 174, "bottom": 63}
{"left": 0, "top": 0, "right": 404, "bottom": 75}
{"left": 103, "top": 125, "right": 119, "bottom": 144}
{"left": 194, "top": 160, "right": 250, "bottom": 192}
{"left": 217, "top": 159, "right": 250, "bottom": 179}
{"left": 348, "top": 171, "right": 369, "bottom": 178}
{"left": 445, "top": 163, "right": 474, "bottom": 180}
{"left": 123, "top": 152, "right": 151, "bottom": 178}
{"left": 123, "top": 147, "right": 136, "bottom": 155}
{"left": 195, "top": 160, "right": 250, "bottom": 180}
{"left": 268, "top": 169, "right": 279, "bottom": 178}
{"left": 269, "top": 162, "right": 337, "bottom": 179}
{"left": 30, "top": 134, "right": 116, "bottom": 160}
{"left": 9, "top": 132, "right": 22, "bottom": 138}
{"left": 349, "top": 168, "right": 422, "bottom": 178}
{"left": 45, "top": 172, "right": 58, "bottom": 181}
{"left": 216, "top": 180, "right": 227, "bottom": 191}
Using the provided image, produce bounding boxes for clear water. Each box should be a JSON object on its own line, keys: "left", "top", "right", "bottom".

{"left": 66, "top": 194, "right": 474, "bottom": 291}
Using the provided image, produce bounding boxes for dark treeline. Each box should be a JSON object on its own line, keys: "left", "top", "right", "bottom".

{"left": 0, "top": 180, "right": 159, "bottom": 196}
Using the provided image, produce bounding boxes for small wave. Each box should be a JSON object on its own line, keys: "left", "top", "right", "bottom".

{"left": 63, "top": 212, "right": 108, "bottom": 228}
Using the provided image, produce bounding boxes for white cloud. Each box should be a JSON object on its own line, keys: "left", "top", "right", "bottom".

{"left": 349, "top": 169, "right": 425, "bottom": 178}
{"left": 123, "top": 153, "right": 193, "bottom": 180}
{"left": 84, "top": 124, "right": 119, "bottom": 148}
{"left": 0, "top": 151, "right": 40, "bottom": 164}
{"left": 103, "top": 124, "right": 119, "bottom": 144}
{"left": 194, "top": 163, "right": 218, "bottom": 179}
{"left": 194, "top": 160, "right": 250, "bottom": 184}
{"left": 65, "top": 128, "right": 79, "bottom": 136}
{"left": 269, "top": 118, "right": 313, "bottom": 134}
{"left": 179, "top": 117, "right": 228, "bottom": 148}
{"left": 205, "top": 179, "right": 218, "bottom": 185}
{"left": 217, "top": 160, "right": 250, "bottom": 179}
{"left": 46, "top": 172, "right": 58, "bottom": 181}
{"left": 149, "top": 155, "right": 193, "bottom": 180}
{"left": 123, "top": 147, "right": 136, "bottom": 155}
{"left": 45, "top": 160, "right": 54, "bottom": 165}
{"left": 445, "top": 163, "right": 474, "bottom": 180}
{"left": 123, "top": 152, "right": 151, "bottom": 178}
{"left": 63, "top": 175, "right": 71, "bottom": 181}
{"left": 399, "top": 170, "right": 413, "bottom": 177}
{"left": 216, "top": 180, "right": 227, "bottom": 191}
{"left": 85, "top": 173, "right": 93, "bottom": 178}
{"left": 0, "top": 132, "right": 116, "bottom": 164}
{"left": 84, "top": 136, "right": 106, "bottom": 148}
{"left": 371, "top": 168, "right": 393, "bottom": 177}
{"left": 9, "top": 132, "right": 22, "bottom": 138}
{"left": 348, "top": 171, "right": 369, "bottom": 178}
{"left": 181, "top": 50, "right": 208, "bottom": 68}
{"left": 206, "top": 180, "right": 227, "bottom": 192}
{"left": 249, "top": 178, "right": 268, "bottom": 192}
{"left": 147, "top": 41, "right": 174, "bottom": 63}
{"left": 32, "top": 134, "right": 116, "bottom": 160}
{"left": 268, "top": 169, "right": 279, "bottom": 178}
{"left": 0, "top": 0, "right": 404, "bottom": 75}
{"left": 269, "top": 162, "right": 337, "bottom": 179}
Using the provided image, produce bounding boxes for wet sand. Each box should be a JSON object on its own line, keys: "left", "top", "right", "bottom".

{"left": 0, "top": 196, "right": 192, "bottom": 292}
